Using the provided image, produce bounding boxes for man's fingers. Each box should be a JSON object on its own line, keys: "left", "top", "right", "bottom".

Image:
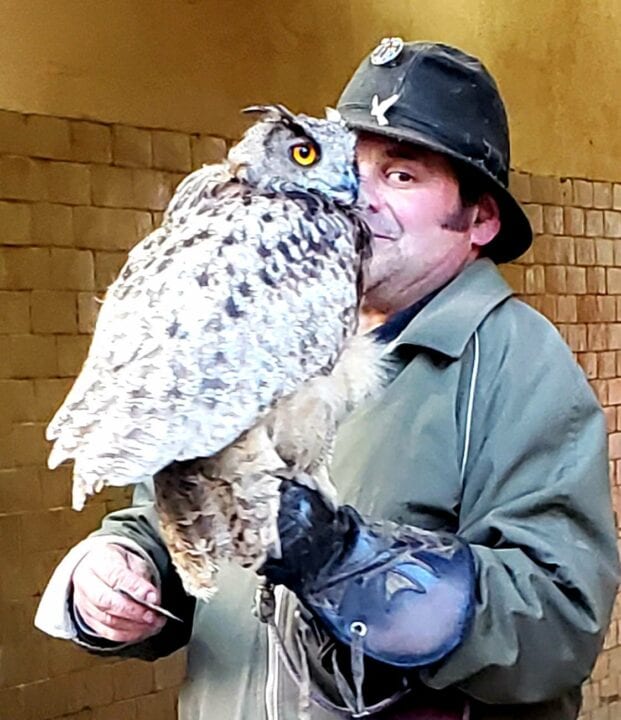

{"left": 73, "top": 567, "right": 158, "bottom": 625}
{"left": 71, "top": 543, "right": 166, "bottom": 643}
{"left": 92, "top": 560, "right": 159, "bottom": 606}
{"left": 76, "top": 596, "right": 163, "bottom": 643}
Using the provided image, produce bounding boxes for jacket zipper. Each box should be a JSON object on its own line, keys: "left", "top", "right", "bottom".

{"left": 265, "top": 585, "right": 284, "bottom": 720}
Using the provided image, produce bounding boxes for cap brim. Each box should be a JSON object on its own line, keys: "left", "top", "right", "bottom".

{"left": 342, "top": 111, "right": 533, "bottom": 264}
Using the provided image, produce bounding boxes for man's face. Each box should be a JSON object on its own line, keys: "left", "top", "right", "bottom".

{"left": 357, "top": 134, "right": 496, "bottom": 316}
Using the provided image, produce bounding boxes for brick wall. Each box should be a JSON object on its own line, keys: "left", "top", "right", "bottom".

{"left": 502, "top": 173, "right": 621, "bottom": 720}
{"left": 1, "top": 109, "right": 621, "bottom": 718}
{"left": 0, "top": 110, "right": 228, "bottom": 720}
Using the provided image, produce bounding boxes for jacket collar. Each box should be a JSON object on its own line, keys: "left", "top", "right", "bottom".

{"left": 392, "top": 258, "right": 513, "bottom": 359}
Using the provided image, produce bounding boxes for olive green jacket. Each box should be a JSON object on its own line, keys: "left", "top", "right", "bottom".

{"left": 43, "top": 258, "right": 619, "bottom": 719}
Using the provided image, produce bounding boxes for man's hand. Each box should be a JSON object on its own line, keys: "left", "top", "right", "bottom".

{"left": 72, "top": 543, "right": 166, "bottom": 643}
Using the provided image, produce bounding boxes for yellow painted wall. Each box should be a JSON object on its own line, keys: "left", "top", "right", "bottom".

{"left": 0, "top": 0, "right": 619, "bottom": 180}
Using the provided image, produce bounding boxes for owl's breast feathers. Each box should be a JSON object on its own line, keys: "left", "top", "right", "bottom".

{"left": 46, "top": 169, "right": 370, "bottom": 509}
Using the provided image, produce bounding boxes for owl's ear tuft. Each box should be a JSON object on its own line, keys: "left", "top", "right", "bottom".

{"left": 242, "top": 104, "right": 308, "bottom": 138}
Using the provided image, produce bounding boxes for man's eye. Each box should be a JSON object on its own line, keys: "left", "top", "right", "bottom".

{"left": 387, "top": 171, "right": 415, "bottom": 185}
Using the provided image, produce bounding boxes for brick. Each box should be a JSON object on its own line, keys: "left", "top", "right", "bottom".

{"left": 575, "top": 237, "right": 596, "bottom": 265}
{"left": 95, "top": 251, "right": 128, "bottom": 290}
{"left": 31, "top": 202, "right": 73, "bottom": 246}
{"left": 78, "top": 291, "right": 101, "bottom": 333}
{"left": 578, "top": 352, "right": 597, "bottom": 379}
{"left": 70, "top": 120, "right": 112, "bottom": 163}
{"left": 132, "top": 169, "right": 172, "bottom": 210}
{"left": 0, "top": 201, "right": 31, "bottom": 245}
{"left": 43, "top": 160, "right": 91, "bottom": 205}
{"left": 566, "top": 266, "right": 587, "bottom": 294}
{"left": 593, "top": 182, "right": 613, "bottom": 209}
{"left": 573, "top": 179, "right": 594, "bottom": 208}
{"left": 9, "top": 334, "right": 57, "bottom": 378}
{"left": 191, "top": 135, "right": 227, "bottom": 168}
{"left": 558, "top": 323, "right": 588, "bottom": 352}
{"left": 0, "top": 634, "right": 49, "bottom": 687}
{"left": 33, "top": 377, "right": 73, "bottom": 423}
{"left": 607, "top": 269, "right": 621, "bottom": 294}
{"left": 585, "top": 210, "right": 604, "bottom": 237}
{"left": 613, "top": 183, "right": 621, "bottom": 210}
{"left": 50, "top": 247, "right": 95, "bottom": 290}
{"left": 0, "top": 378, "right": 36, "bottom": 420}
{"left": 524, "top": 265, "right": 545, "bottom": 294}
{"left": 47, "top": 634, "right": 99, "bottom": 675}
{"left": 609, "top": 433, "right": 621, "bottom": 459}
{"left": 19, "top": 507, "right": 87, "bottom": 553}
{"left": 31, "top": 290, "right": 77, "bottom": 333}
{"left": 0, "top": 430, "right": 17, "bottom": 467}
{"left": 563, "top": 207, "right": 584, "bottom": 236}
{"left": 135, "top": 689, "right": 176, "bottom": 720}
{"left": 74, "top": 206, "right": 145, "bottom": 251}
{"left": 24, "top": 114, "right": 72, "bottom": 160}
{"left": 113, "top": 659, "right": 154, "bottom": 700}
{"left": 559, "top": 178, "right": 573, "bottom": 205}
{"left": 604, "top": 406, "right": 616, "bottom": 433}
{"left": 577, "top": 296, "right": 616, "bottom": 323}
{"left": 523, "top": 204, "right": 543, "bottom": 234}
{"left": 588, "top": 323, "right": 609, "bottom": 351}
{"left": 532, "top": 235, "right": 574, "bottom": 265}
{"left": 152, "top": 130, "right": 192, "bottom": 173}
{"left": 599, "top": 352, "right": 617, "bottom": 379}
{"left": 135, "top": 210, "right": 153, "bottom": 240}
{"left": 57, "top": 334, "right": 90, "bottom": 376}
{"left": 556, "top": 295, "right": 577, "bottom": 322}
{"left": 609, "top": 378, "right": 621, "bottom": 405}
{"left": 0, "top": 291, "right": 30, "bottom": 333}
{"left": 604, "top": 211, "right": 621, "bottom": 238}
{"left": 0, "top": 156, "right": 46, "bottom": 200}
{"left": 12, "top": 421, "right": 48, "bottom": 465}
{"left": 591, "top": 379, "right": 609, "bottom": 405}
{"left": 0, "top": 110, "right": 28, "bottom": 154}
{"left": 93, "top": 699, "right": 137, "bottom": 720}
{"left": 543, "top": 205, "right": 563, "bottom": 235}
{"left": 498, "top": 263, "right": 524, "bottom": 293}
{"left": 113, "top": 125, "right": 152, "bottom": 167}
{"left": 153, "top": 652, "right": 187, "bottom": 690}
{"left": 0, "top": 685, "right": 25, "bottom": 720}
{"left": 0, "top": 467, "right": 42, "bottom": 512}
{"left": 595, "top": 238, "right": 615, "bottom": 266}
{"left": 73, "top": 664, "right": 116, "bottom": 709}
{"left": 544, "top": 265, "right": 566, "bottom": 293}
{"left": 1, "top": 246, "right": 52, "bottom": 290}
{"left": 586, "top": 267, "right": 606, "bottom": 294}
{"left": 21, "top": 674, "right": 78, "bottom": 720}
{"left": 39, "top": 464, "right": 72, "bottom": 507}
{"left": 530, "top": 175, "right": 561, "bottom": 204}
{"left": 608, "top": 325, "right": 621, "bottom": 350}
{"left": 91, "top": 164, "right": 135, "bottom": 208}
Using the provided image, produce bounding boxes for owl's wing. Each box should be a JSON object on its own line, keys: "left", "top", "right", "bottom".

{"left": 47, "top": 184, "right": 362, "bottom": 509}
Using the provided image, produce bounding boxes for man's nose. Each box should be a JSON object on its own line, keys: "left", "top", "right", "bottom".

{"left": 358, "top": 177, "right": 382, "bottom": 213}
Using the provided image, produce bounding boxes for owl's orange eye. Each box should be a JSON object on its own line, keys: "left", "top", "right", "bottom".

{"left": 290, "top": 142, "right": 319, "bottom": 167}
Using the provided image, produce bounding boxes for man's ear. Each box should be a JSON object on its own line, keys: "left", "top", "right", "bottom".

{"left": 471, "top": 193, "right": 501, "bottom": 249}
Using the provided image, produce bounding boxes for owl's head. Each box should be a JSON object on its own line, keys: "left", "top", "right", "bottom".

{"left": 227, "top": 105, "right": 359, "bottom": 206}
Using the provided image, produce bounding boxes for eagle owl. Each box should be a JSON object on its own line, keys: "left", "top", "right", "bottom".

{"left": 47, "top": 105, "right": 385, "bottom": 601}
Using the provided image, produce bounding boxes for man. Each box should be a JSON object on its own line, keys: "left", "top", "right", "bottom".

{"left": 36, "top": 40, "right": 619, "bottom": 719}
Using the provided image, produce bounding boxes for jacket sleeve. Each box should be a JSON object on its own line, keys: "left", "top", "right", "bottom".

{"left": 421, "top": 311, "right": 620, "bottom": 704}
{"left": 80, "top": 481, "right": 196, "bottom": 660}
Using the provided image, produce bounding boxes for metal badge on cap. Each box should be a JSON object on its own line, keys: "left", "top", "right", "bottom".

{"left": 370, "top": 37, "right": 404, "bottom": 66}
